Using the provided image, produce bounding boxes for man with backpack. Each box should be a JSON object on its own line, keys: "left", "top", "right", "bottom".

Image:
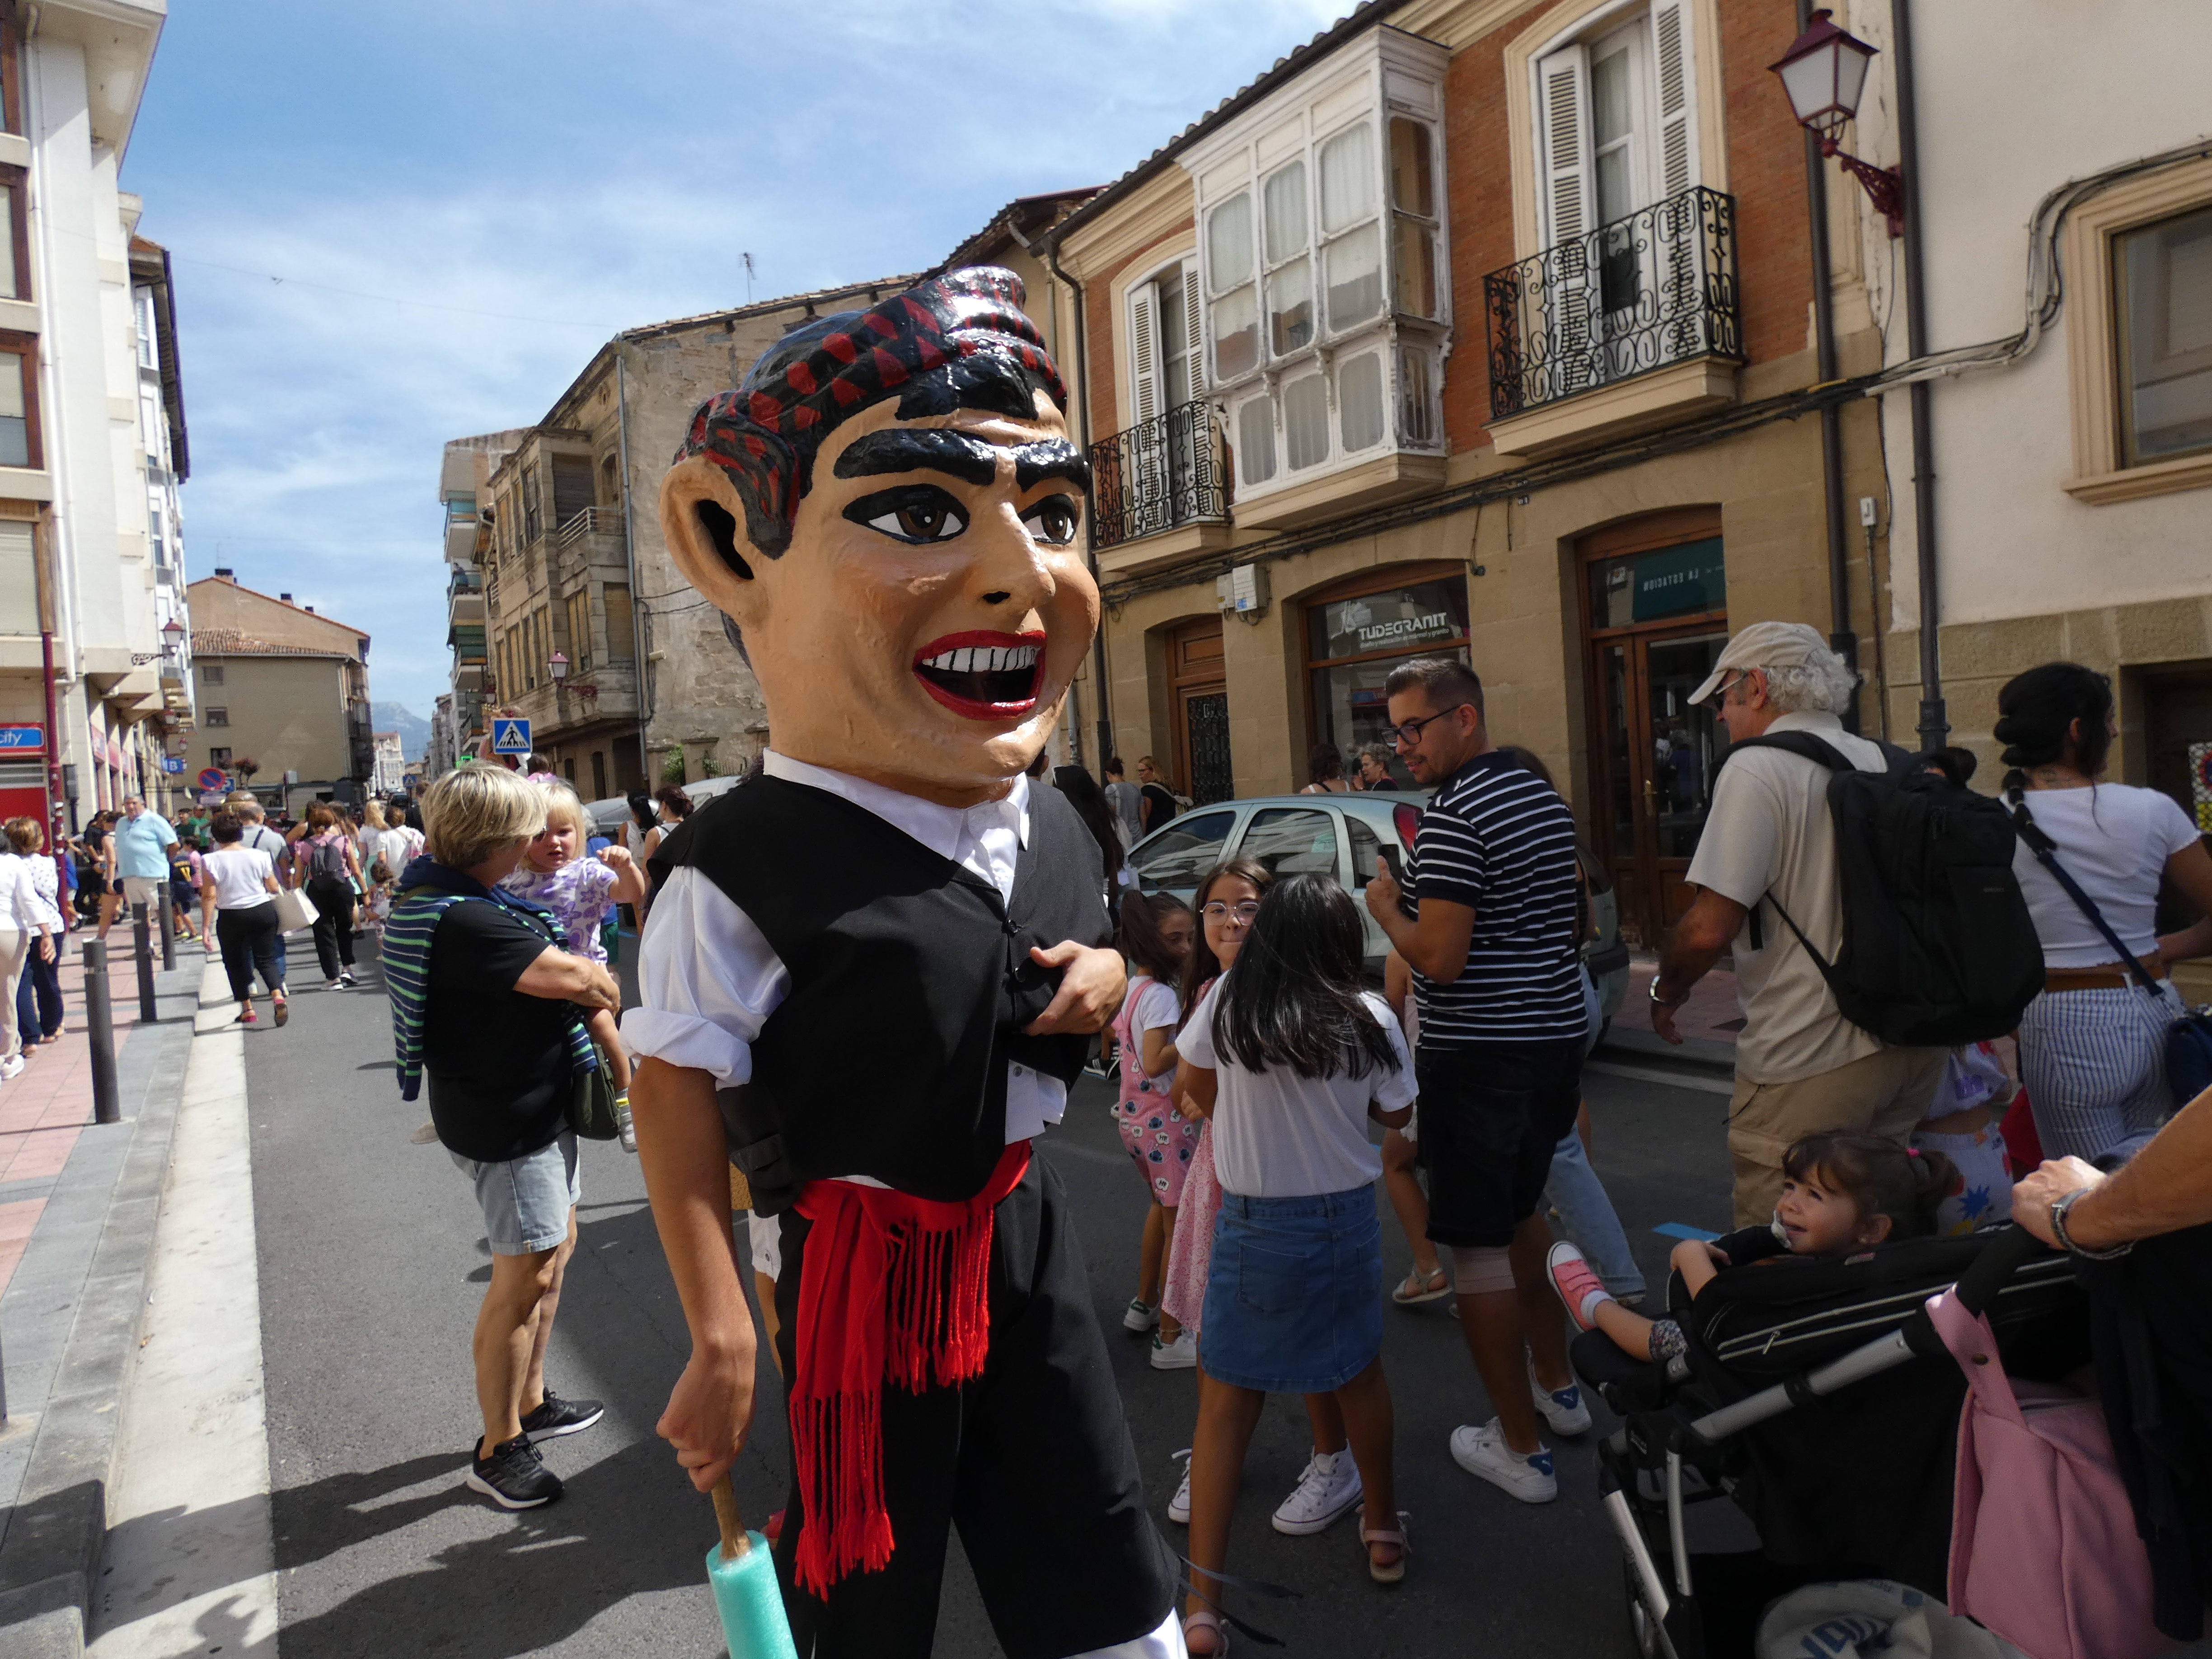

{"left": 1650, "top": 623, "right": 1954, "bottom": 1227}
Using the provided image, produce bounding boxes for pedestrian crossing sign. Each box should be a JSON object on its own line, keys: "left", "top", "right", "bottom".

{"left": 491, "top": 718, "right": 532, "bottom": 755}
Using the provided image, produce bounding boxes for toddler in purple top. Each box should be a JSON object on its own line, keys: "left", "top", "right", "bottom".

{"left": 500, "top": 781, "right": 651, "bottom": 1148}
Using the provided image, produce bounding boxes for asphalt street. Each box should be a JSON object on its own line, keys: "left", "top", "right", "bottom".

{"left": 241, "top": 929, "right": 1745, "bottom": 1658}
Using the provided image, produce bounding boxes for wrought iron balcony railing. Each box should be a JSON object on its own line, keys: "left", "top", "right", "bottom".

{"left": 1087, "top": 400, "right": 1225, "bottom": 551}
{"left": 1483, "top": 185, "right": 1740, "bottom": 420}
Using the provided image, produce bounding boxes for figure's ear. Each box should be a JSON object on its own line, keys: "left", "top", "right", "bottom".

{"left": 659, "top": 457, "right": 767, "bottom": 629}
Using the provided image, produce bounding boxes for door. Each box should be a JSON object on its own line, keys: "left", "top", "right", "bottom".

{"left": 1166, "top": 616, "right": 1233, "bottom": 806}
{"left": 1594, "top": 627, "right": 1729, "bottom": 943}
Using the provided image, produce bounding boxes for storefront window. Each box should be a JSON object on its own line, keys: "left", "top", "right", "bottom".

{"left": 1306, "top": 573, "right": 1470, "bottom": 787}
{"left": 1587, "top": 536, "right": 1725, "bottom": 628}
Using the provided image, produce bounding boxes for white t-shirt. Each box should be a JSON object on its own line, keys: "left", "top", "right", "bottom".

{"left": 1178, "top": 980, "right": 1415, "bottom": 1199}
{"left": 204, "top": 847, "right": 276, "bottom": 911}
{"left": 2010, "top": 783, "right": 2200, "bottom": 969}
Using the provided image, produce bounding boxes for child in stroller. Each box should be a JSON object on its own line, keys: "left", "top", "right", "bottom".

{"left": 1549, "top": 1133, "right": 1958, "bottom": 1369}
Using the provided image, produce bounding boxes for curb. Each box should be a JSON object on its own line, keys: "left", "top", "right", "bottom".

{"left": 0, "top": 963, "right": 203, "bottom": 1655}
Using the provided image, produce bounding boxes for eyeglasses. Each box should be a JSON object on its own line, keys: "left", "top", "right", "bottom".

{"left": 1200, "top": 900, "right": 1261, "bottom": 921}
{"left": 1387, "top": 704, "right": 1472, "bottom": 748}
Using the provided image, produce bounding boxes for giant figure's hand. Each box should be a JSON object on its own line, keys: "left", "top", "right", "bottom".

{"left": 658, "top": 1346, "right": 755, "bottom": 1493}
{"left": 1024, "top": 941, "right": 1126, "bottom": 1037}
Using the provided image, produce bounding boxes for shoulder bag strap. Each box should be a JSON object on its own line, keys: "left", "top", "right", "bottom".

{"left": 2012, "top": 796, "right": 2162, "bottom": 994}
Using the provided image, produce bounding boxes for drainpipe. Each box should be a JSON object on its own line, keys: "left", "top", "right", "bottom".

{"left": 1798, "top": 0, "right": 1858, "bottom": 733}
{"left": 1891, "top": 0, "right": 1945, "bottom": 751}
{"left": 615, "top": 348, "right": 651, "bottom": 787}
{"left": 1040, "top": 230, "right": 1113, "bottom": 770}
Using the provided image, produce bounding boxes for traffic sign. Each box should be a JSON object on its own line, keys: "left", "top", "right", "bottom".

{"left": 491, "top": 718, "right": 532, "bottom": 755}
{"left": 197, "top": 767, "right": 229, "bottom": 792}
{"left": 160, "top": 756, "right": 184, "bottom": 774}
{"left": 0, "top": 724, "right": 43, "bottom": 753}
{"left": 402, "top": 774, "right": 420, "bottom": 790}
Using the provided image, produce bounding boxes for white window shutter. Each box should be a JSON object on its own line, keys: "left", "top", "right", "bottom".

{"left": 1535, "top": 43, "right": 1593, "bottom": 249}
{"left": 1179, "top": 258, "right": 1205, "bottom": 394}
{"left": 1651, "top": 0, "right": 1697, "bottom": 199}
{"left": 1127, "top": 280, "right": 1161, "bottom": 427}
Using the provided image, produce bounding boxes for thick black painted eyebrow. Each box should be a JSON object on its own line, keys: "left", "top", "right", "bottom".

{"left": 833, "top": 429, "right": 999, "bottom": 487}
{"left": 1013, "top": 439, "right": 1090, "bottom": 494}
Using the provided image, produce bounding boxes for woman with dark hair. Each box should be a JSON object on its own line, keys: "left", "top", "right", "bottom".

{"left": 1053, "top": 764, "right": 1126, "bottom": 907}
{"left": 1301, "top": 744, "right": 1352, "bottom": 795}
{"left": 1176, "top": 876, "right": 1414, "bottom": 1647}
{"left": 1998, "top": 661, "right": 2212, "bottom": 1164}
{"left": 639, "top": 784, "right": 693, "bottom": 873}
{"left": 1110, "top": 890, "right": 1199, "bottom": 1361}
{"left": 296, "top": 801, "right": 366, "bottom": 989}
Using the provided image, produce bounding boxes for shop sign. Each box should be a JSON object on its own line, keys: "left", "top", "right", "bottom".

{"left": 0, "top": 724, "right": 43, "bottom": 753}
{"left": 1631, "top": 539, "right": 1726, "bottom": 622}
{"left": 1313, "top": 580, "right": 1468, "bottom": 661}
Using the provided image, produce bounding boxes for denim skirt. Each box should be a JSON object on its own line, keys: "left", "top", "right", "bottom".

{"left": 1199, "top": 1185, "right": 1383, "bottom": 1394}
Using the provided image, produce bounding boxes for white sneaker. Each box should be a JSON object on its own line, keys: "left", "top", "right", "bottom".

{"left": 1528, "top": 1360, "right": 1593, "bottom": 1437}
{"left": 1149, "top": 1329, "right": 1197, "bottom": 1370}
{"left": 1450, "top": 1418, "right": 1557, "bottom": 1504}
{"left": 615, "top": 1098, "right": 638, "bottom": 1154}
{"left": 0, "top": 1054, "right": 21, "bottom": 1081}
{"left": 1167, "top": 1449, "right": 1192, "bottom": 1524}
{"left": 1271, "top": 1448, "right": 1363, "bottom": 1536}
{"left": 1122, "top": 1298, "right": 1159, "bottom": 1333}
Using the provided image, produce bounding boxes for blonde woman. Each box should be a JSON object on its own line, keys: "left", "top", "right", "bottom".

{"left": 384, "top": 764, "right": 619, "bottom": 1511}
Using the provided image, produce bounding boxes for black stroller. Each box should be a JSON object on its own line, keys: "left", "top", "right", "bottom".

{"left": 1571, "top": 1224, "right": 2089, "bottom": 1659}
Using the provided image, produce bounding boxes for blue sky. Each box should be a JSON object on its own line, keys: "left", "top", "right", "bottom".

{"left": 120, "top": 0, "right": 1349, "bottom": 725}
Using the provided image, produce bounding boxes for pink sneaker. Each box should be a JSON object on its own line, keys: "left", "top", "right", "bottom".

{"left": 1547, "top": 1242, "right": 1612, "bottom": 1331}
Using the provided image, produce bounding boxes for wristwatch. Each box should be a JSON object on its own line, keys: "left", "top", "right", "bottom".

{"left": 2048, "top": 1187, "right": 2132, "bottom": 1261}
{"left": 1648, "top": 978, "right": 1687, "bottom": 1012}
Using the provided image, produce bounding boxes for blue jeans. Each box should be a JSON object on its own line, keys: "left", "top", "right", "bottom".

{"left": 1544, "top": 1129, "right": 1644, "bottom": 1298}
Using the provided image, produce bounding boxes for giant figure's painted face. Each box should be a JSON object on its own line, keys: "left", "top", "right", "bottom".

{"left": 659, "top": 269, "right": 1096, "bottom": 803}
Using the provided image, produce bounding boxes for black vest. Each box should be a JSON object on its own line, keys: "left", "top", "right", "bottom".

{"left": 653, "top": 774, "right": 1108, "bottom": 1208}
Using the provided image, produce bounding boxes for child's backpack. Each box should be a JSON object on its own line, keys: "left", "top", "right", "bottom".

{"left": 1721, "top": 734, "right": 2044, "bottom": 1046}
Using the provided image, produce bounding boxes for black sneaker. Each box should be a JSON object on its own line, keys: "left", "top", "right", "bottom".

{"left": 519, "top": 1389, "right": 605, "bottom": 1443}
{"left": 465, "top": 1434, "right": 562, "bottom": 1509}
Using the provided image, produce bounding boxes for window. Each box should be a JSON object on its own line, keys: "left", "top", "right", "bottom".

{"left": 591, "top": 750, "right": 607, "bottom": 801}
{"left": 1340, "top": 352, "right": 1386, "bottom": 452}
{"left": 0, "top": 520, "right": 32, "bottom": 633}
{"left": 206, "top": 707, "right": 230, "bottom": 727}
{"left": 1282, "top": 375, "right": 1328, "bottom": 470}
{"left": 136, "top": 289, "right": 157, "bottom": 366}
{"left": 1238, "top": 808, "right": 1341, "bottom": 880}
{"left": 1346, "top": 815, "right": 1383, "bottom": 888}
{"left": 200, "top": 665, "right": 224, "bottom": 686}
{"left": 1237, "top": 397, "right": 1277, "bottom": 487}
{"left": 523, "top": 470, "right": 542, "bottom": 543}
{"left": 1390, "top": 119, "right": 1438, "bottom": 318}
{"left": 1534, "top": 4, "right": 1696, "bottom": 254}
{"left": 1206, "top": 193, "right": 1259, "bottom": 381}
{"left": 0, "top": 343, "right": 35, "bottom": 468}
{"left": 565, "top": 589, "right": 593, "bottom": 674}
{"left": 0, "top": 182, "right": 26, "bottom": 302}
{"left": 1306, "top": 569, "right": 1472, "bottom": 774}
{"left": 604, "top": 584, "right": 635, "bottom": 662}
{"left": 209, "top": 747, "right": 231, "bottom": 767}
{"left": 1131, "top": 809, "right": 1236, "bottom": 901}
{"left": 2115, "top": 203, "right": 2212, "bottom": 467}
{"left": 1262, "top": 160, "right": 1313, "bottom": 355}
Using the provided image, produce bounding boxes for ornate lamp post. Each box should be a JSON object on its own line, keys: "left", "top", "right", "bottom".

{"left": 1769, "top": 9, "right": 1905, "bottom": 237}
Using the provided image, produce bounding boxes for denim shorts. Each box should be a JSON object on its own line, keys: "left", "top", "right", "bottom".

{"left": 1199, "top": 1186, "right": 1383, "bottom": 1394}
{"left": 450, "top": 1132, "right": 579, "bottom": 1255}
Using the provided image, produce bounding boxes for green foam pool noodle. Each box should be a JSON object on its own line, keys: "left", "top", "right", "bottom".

{"left": 707, "top": 1480, "right": 798, "bottom": 1659}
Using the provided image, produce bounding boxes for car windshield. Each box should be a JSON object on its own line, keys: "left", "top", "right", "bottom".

{"left": 1133, "top": 810, "right": 1234, "bottom": 898}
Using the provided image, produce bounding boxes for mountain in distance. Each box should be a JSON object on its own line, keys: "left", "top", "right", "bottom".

{"left": 371, "top": 701, "right": 432, "bottom": 760}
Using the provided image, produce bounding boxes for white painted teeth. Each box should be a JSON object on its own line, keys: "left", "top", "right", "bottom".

{"left": 920, "top": 645, "right": 1041, "bottom": 674}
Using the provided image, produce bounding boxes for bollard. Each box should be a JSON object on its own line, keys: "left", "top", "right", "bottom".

{"left": 83, "top": 939, "right": 119, "bottom": 1125}
{"left": 132, "top": 904, "right": 157, "bottom": 1025}
{"left": 159, "top": 892, "right": 176, "bottom": 970}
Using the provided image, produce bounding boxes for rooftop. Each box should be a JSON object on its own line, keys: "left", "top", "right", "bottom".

{"left": 190, "top": 628, "right": 353, "bottom": 661}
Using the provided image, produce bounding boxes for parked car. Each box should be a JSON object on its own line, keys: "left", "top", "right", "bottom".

{"left": 1125, "top": 790, "right": 1629, "bottom": 1024}
{"left": 582, "top": 772, "right": 746, "bottom": 841}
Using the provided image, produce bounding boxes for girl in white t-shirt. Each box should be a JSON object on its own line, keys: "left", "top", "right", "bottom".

{"left": 1173, "top": 875, "right": 1415, "bottom": 1651}
{"left": 1997, "top": 663, "right": 2212, "bottom": 1164}
{"left": 1110, "top": 891, "right": 1198, "bottom": 1360}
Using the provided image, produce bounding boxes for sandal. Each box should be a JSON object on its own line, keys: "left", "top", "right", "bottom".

{"left": 1183, "top": 1610, "right": 1228, "bottom": 1656}
{"left": 1392, "top": 1265, "right": 1451, "bottom": 1305}
{"left": 273, "top": 995, "right": 289, "bottom": 1027}
{"left": 1362, "top": 1512, "right": 1410, "bottom": 1585}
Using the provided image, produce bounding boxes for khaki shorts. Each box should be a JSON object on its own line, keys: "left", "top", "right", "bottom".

{"left": 117, "top": 875, "right": 166, "bottom": 909}
{"left": 1727, "top": 1045, "right": 1948, "bottom": 1228}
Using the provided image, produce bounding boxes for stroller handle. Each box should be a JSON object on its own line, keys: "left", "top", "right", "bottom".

{"left": 1947, "top": 1223, "right": 2049, "bottom": 1321}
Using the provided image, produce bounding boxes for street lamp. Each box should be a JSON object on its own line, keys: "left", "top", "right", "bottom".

{"left": 1769, "top": 9, "right": 1905, "bottom": 238}
{"left": 160, "top": 617, "right": 185, "bottom": 659}
{"left": 548, "top": 651, "right": 569, "bottom": 684}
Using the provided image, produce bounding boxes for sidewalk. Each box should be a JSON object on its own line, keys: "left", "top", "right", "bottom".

{"left": 0, "top": 927, "right": 206, "bottom": 1654}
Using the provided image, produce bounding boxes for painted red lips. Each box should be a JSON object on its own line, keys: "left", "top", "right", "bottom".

{"left": 912, "top": 630, "right": 1047, "bottom": 721}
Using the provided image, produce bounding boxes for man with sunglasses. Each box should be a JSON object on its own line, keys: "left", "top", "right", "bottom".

{"left": 1362, "top": 656, "right": 1590, "bottom": 1506}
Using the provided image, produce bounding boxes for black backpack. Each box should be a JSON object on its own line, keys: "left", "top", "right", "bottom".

{"left": 1723, "top": 732, "right": 2044, "bottom": 1046}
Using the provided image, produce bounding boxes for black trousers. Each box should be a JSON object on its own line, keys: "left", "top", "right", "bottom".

{"left": 305, "top": 874, "right": 355, "bottom": 975}
{"left": 1415, "top": 1039, "right": 1585, "bottom": 1248}
{"left": 216, "top": 904, "right": 285, "bottom": 1002}
{"left": 772, "top": 1155, "right": 1178, "bottom": 1659}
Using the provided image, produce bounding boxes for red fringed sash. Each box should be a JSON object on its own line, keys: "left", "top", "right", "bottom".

{"left": 788, "top": 1141, "right": 1031, "bottom": 1597}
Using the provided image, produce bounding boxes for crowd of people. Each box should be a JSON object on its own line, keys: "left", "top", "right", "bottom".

{"left": 379, "top": 622, "right": 2212, "bottom": 1654}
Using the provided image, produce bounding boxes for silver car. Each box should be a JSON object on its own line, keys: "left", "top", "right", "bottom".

{"left": 1125, "top": 792, "right": 1629, "bottom": 1026}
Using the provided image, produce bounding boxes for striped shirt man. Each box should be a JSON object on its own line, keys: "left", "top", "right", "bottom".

{"left": 1406, "top": 750, "right": 1585, "bottom": 1045}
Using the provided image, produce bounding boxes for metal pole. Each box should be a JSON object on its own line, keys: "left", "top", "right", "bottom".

{"left": 1891, "top": 0, "right": 1947, "bottom": 752}
{"left": 132, "top": 903, "right": 156, "bottom": 1024}
{"left": 159, "top": 887, "right": 175, "bottom": 970}
{"left": 82, "top": 939, "right": 118, "bottom": 1124}
{"left": 1798, "top": 0, "right": 1858, "bottom": 733}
